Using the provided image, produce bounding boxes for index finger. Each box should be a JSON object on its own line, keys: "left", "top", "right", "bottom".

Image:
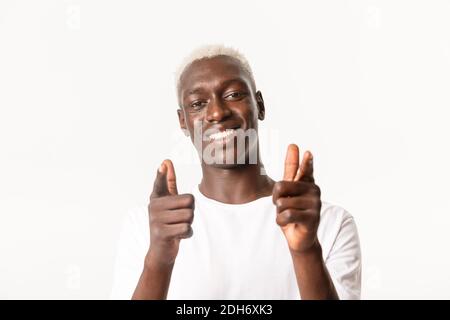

{"left": 163, "top": 159, "right": 178, "bottom": 195}
{"left": 283, "top": 144, "right": 299, "bottom": 181}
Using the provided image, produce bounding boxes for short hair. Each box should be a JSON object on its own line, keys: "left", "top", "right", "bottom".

{"left": 175, "top": 44, "right": 256, "bottom": 105}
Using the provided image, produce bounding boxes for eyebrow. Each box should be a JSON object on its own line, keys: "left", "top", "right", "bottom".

{"left": 187, "top": 87, "right": 205, "bottom": 95}
{"left": 186, "top": 78, "right": 248, "bottom": 96}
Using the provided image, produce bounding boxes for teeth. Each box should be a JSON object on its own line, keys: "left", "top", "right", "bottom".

{"left": 209, "top": 129, "right": 236, "bottom": 141}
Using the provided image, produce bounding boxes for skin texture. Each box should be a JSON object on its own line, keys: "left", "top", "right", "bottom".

{"left": 132, "top": 55, "right": 338, "bottom": 300}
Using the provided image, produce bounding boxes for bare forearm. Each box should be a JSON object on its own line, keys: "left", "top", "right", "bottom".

{"left": 132, "top": 253, "right": 174, "bottom": 300}
{"left": 291, "top": 242, "right": 339, "bottom": 300}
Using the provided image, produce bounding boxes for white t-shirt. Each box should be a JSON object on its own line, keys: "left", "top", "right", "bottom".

{"left": 111, "top": 185, "right": 361, "bottom": 300}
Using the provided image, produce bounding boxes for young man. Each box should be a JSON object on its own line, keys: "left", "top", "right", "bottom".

{"left": 111, "top": 45, "right": 361, "bottom": 300}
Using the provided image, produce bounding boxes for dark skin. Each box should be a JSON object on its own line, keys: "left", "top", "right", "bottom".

{"left": 132, "top": 55, "right": 338, "bottom": 300}
{"left": 178, "top": 55, "right": 273, "bottom": 203}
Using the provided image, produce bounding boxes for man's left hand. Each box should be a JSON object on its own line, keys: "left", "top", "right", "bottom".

{"left": 273, "top": 144, "right": 322, "bottom": 254}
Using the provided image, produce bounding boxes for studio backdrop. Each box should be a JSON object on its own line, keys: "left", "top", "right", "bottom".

{"left": 0, "top": 0, "right": 449, "bottom": 299}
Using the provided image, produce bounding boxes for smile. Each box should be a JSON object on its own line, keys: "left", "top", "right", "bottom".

{"left": 207, "top": 129, "right": 237, "bottom": 142}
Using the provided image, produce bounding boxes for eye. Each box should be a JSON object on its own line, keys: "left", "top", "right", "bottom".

{"left": 224, "top": 91, "right": 247, "bottom": 100}
{"left": 190, "top": 100, "right": 207, "bottom": 110}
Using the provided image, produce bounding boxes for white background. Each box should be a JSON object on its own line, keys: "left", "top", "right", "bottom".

{"left": 1, "top": 0, "right": 449, "bottom": 299}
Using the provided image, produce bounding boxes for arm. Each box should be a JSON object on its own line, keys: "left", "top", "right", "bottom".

{"left": 290, "top": 241, "right": 338, "bottom": 300}
{"left": 132, "top": 252, "right": 174, "bottom": 300}
{"left": 132, "top": 160, "right": 194, "bottom": 300}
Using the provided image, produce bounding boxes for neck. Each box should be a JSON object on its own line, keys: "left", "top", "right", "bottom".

{"left": 199, "top": 160, "right": 274, "bottom": 204}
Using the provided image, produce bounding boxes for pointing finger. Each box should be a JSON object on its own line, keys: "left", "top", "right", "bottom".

{"left": 283, "top": 144, "right": 299, "bottom": 182}
{"left": 163, "top": 159, "right": 178, "bottom": 195}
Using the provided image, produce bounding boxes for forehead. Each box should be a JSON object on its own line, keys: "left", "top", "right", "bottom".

{"left": 179, "top": 55, "right": 251, "bottom": 94}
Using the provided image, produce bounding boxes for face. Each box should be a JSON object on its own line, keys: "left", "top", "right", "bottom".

{"left": 177, "top": 55, "right": 265, "bottom": 168}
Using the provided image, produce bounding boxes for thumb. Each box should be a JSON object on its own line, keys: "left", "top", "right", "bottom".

{"left": 295, "top": 151, "right": 314, "bottom": 182}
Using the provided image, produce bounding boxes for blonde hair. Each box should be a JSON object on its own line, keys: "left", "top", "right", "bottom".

{"left": 175, "top": 44, "right": 255, "bottom": 102}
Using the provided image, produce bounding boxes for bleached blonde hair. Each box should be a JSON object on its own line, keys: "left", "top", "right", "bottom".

{"left": 175, "top": 44, "right": 256, "bottom": 104}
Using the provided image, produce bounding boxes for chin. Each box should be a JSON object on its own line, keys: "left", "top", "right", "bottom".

{"left": 208, "top": 162, "right": 244, "bottom": 169}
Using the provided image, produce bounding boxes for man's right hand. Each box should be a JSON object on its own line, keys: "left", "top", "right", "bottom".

{"left": 146, "top": 159, "right": 195, "bottom": 266}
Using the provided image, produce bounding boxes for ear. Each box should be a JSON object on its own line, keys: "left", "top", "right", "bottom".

{"left": 177, "top": 108, "right": 189, "bottom": 136}
{"left": 255, "top": 91, "right": 265, "bottom": 120}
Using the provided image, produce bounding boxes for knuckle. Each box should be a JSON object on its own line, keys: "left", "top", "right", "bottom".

{"left": 149, "top": 213, "right": 156, "bottom": 224}
{"left": 186, "top": 226, "right": 194, "bottom": 238}
{"left": 312, "top": 197, "right": 321, "bottom": 208}
{"left": 313, "top": 185, "right": 321, "bottom": 196}
{"left": 186, "top": 210, "right": 194, "bottom": 223}
{"left": 276, "top": 214, "right": 283, "bottom": 226}
{"left": 276, "top": 198, "right": 284, "bottom": 208}
{"left": 181, "top": 193, "right": 195, "bottom": 208}
{"left": 274, "top": 182, "right": 284, "bottom": 195}
{"left": 284, "top": 209, "right": 294, "bottom": 220}
{"left": 151, "top": 225, "right": 161, "bottom": 239}
{"left": 180, "top": 223, "right": 192, "bottom": 237}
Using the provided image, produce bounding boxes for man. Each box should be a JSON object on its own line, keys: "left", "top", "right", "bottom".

{"left": 111, "top": 45, "right": 361, "bottom": 300}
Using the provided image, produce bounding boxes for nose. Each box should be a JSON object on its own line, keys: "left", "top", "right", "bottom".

{"left": 205, "top": 97, "right": 231, "bottom": 123}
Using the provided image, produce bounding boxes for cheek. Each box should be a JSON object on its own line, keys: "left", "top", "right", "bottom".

{"left": 236, "top": 103, "right": 258, "bottom": 126}
{"left": 185, "top": 116, "right": 205, "bottom": 138}
{"left": 185, "top": 113, "right": 202, "bottom": 129}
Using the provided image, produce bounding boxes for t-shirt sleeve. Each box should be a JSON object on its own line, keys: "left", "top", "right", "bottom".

{"left": 324, "top": 211, "right": 362, "bottom": 300}
{"left": 110, "top": 207, "right": 149, "bottom": 300}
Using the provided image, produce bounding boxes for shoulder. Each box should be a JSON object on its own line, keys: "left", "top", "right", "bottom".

{"left": 318, "top": 202, "right": 362, "bottom": 299}
{"left": 317, "top": 201, "right": 359, "bottom": 258}
{"left": 320, "top": 201, "right": 354, "bottom": 227}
